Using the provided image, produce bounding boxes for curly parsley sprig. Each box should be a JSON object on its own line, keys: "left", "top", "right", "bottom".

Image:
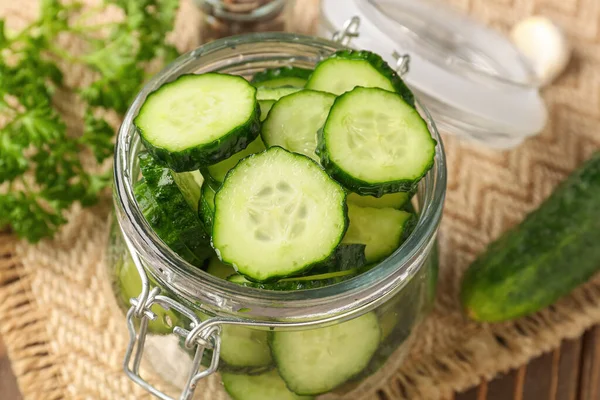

{"left": 0, "top": 0, "right": 179, "bottom": 242}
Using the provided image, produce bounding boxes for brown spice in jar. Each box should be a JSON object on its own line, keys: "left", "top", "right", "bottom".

{"left": 199, "top": 0, "right": 288, "bottom": 42}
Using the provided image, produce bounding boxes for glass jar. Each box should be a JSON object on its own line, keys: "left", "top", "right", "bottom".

{"left": 194, "top": 0, "right": 294, "bottom": 42}
{"left": 109, "top": 32, "right": 446, "bottom": 400}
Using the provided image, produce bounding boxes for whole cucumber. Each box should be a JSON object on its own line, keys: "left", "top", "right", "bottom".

{"left": 461, "top": 152, "right": 600, "bottom": 322}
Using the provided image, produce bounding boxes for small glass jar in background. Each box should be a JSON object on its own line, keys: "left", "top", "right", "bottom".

{"left": 193, "top": 0, "right": 300, "bottom": 42}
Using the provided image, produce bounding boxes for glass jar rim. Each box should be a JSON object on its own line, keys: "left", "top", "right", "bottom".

{"left": 114, "top": 32, "right": 447, "bottom": 322}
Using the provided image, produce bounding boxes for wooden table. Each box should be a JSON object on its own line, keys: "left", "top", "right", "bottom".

{"left": 2, "top": 327, "right": 600, "bottom": 400}
{"left": 1, "top": 339, "right": 22, "bottom": 400}
{"left": 455, "top": 327, "right": 600, "bottom": 400}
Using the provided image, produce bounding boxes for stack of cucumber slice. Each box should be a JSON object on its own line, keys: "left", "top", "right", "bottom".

{"left": 132, "top": 49, "right": 436, "bottom": 399}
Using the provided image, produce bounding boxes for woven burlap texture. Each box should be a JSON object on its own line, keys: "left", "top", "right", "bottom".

{"left": 1, "top": 0, "right": 600, "bottom": 399}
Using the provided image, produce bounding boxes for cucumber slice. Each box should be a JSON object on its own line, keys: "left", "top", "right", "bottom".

{"left": 135, "top": 73, "right": 260, "bottom": 172}
{"left": 317, "top": 243, "right": 368, "bottom": 273}
{"left": 256, "top": 86, "right": 301, "bottom": 101}
{"left": 306, "top": 50, "right": 414, "bottom": 106}
{"left": 261, "top": 90, "right": 335, "bottom": 161}
{"left": 342, "top": 203, "right": 416, "bottom": 263}
{"left": 227, "top": 245, "right": 365, "bottom": 291}
{"left": 173, "top": 170, "right": 212, "bottom": 262}
{"left": 255, "top": 77, "right": 306, "bottom": 88}
{"left": 271, "top": 312, "right": 380, "bottom": 395}
{"left": 205, "top": 137, "right": 265, "bottom": 184}
{"left": 206, "top": 257, "right": 235, "bottom": 279}
{"left": 173, "top": 169, "right": 203, "bottom": 212}
{"left": 379, "top": 309, "right": 400, "bottom": 342}
{"left": 227, "top": 274, "right": 250, "bottom": 284}
{"left": 220, "top": 325, "right": 272, "bottom": 368}
{"left": 251, "top": 66, "right": 312, "bottom": 88}
{"left": 198, "top": 181, "right": 216, "bottom": 235}
{"left": 347, "top": 191, "right": 411, "bottom": 209}
{"left": 212, "top": 147, "right": 347, "bottom": 282}
{"left": 227, "top": 266, "right": 360, "bottom": 291}
{"left": 258, "top": 100, "right": 275, "bottom": 121}
{"left": 134, "top": 180, "right": 203, "bottom": 266}
{"left": 222, "top": 370, "right": 313, "bottom": 400}
{"left": 318, "top": 87, "right": 436, "bottom": 196}
{"left": 139, "top": 152, "right": 213, "bottom": 263}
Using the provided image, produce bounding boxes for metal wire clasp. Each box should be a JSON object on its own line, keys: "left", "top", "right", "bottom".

{"left": 393, "top": 51, "right": 411, "bottom": 77}
{"left": 121, "top": 233, "right": 221, "bottom": 400}
{"left": 332, "top": 16, "right": 361, "bottom": 45}
{"left": 332, "top": 16, "right": 411, "bottom": 77}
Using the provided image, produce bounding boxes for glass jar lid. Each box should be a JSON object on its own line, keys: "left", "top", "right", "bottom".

{"left": 319, "top": 0, "right": 548, "bottom": 149}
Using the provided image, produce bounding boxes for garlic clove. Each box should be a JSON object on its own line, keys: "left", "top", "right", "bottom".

{"left": 510, "top": 16, "right": 571, "bottom": 87}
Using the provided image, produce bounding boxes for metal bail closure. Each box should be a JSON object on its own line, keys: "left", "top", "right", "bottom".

{"left": 332, "top": 16, "right": 361, "bottom": 45}
{"left": 120, "top": 231, "right": 221, "bottom": 400}
{"left": 393, "top": 51, "right": 411, "bottom": 77}
{"left": 332, "top": 17, "right": 411, "bottom": 78}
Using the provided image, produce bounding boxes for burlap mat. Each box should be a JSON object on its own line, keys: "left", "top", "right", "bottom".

{"left": 1, "top": 0, "right": 600, "bottom": 399}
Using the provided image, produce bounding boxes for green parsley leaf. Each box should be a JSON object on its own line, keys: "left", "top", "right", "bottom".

{"left": 0, "top": 0, "right": 179, "bottom": 242}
